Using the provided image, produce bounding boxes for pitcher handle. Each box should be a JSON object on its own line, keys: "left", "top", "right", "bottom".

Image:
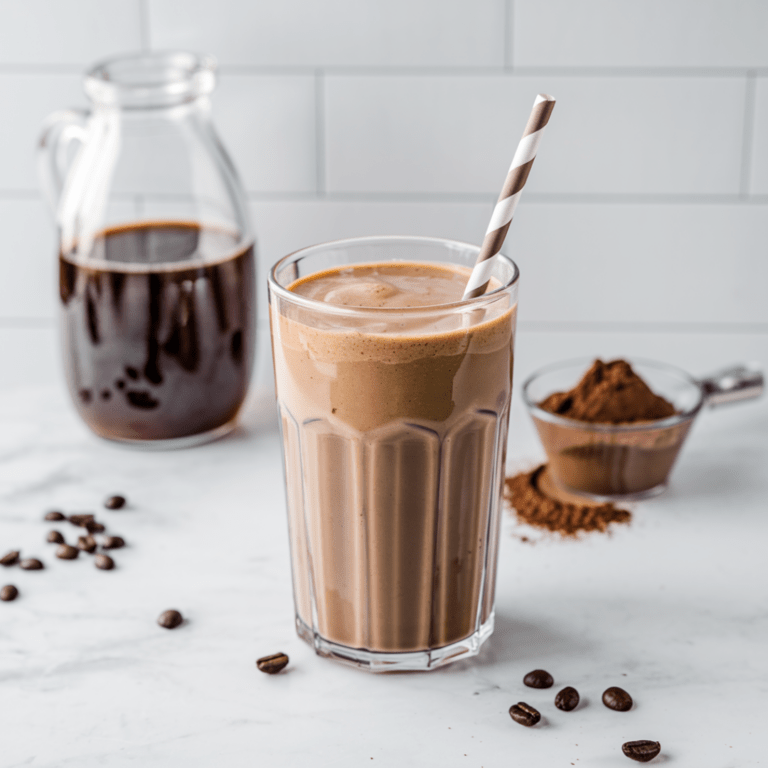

{"left": 37, "top": 109, "right": 89, "bottom": 216}
{"left": 696, "top": 364, "right": 764, "bottom": 408}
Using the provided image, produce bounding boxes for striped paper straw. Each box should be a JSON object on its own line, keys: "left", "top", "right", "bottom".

{"left": 462, "top": 93, "right": 556, "bottom": 300}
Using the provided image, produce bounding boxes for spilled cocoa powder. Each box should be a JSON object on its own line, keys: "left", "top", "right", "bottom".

{"left": 504, "top": 465, "right": 631, "bottom": 537}
{"left": 538, "top": 359, "right": 676, "bottom": 424}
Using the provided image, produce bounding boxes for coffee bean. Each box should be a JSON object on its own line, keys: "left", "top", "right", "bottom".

{"left": 44, "top": 511, "right": 65, "bottom": 521}
{"left": 47, "top": 530, "right": 65, "bottom": 544}
{"left": 554, "top": 686, "right": 580, "bottom": 711}
{"left": 56, "top": 545, "right": 79, "bottom": 560}
{"left": 158, "top": 609, "right": 183, "bottom": 629}
{"left": 69, "top": 514, "right": 94, "bottom": 527}
{"left": 0, "top": 550, "right": 20, "bottom": 567}
{"left": 85, "top": 521, "right": 105, "bottom": 534}
{"left": 508, "top": 702, "right": 541, "bottom": 727}
{"left": 77, "top": 535, "right": 97, "bottom": 553}
{"left": 19, "top": 558, "right": 44, "bottom": 570}
{"left": 523, "top": 669, "right": 554, "bottom": 689}
{"left": 104, "top": 495, "right": 126, "bottom": 510}
{"left": 1, "top": 584, "right": 18, "bottom": 601}
{"left": 622, "top": 741, "right": 661, "bottom": 762}
{"left": 102, "top": 536, "right": 125, "bottom": 550}
{"left": 256, "top": 652, "right": 289, "bottom": 674}
{"left": 94, "top": 554, "right": 114, "bottom": 570}
{"left": 603, "top": 686, "right": 633, "bottom": 711}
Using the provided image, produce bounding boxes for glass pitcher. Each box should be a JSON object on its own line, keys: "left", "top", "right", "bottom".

{"left": 38, "top": 51, "right": 256, "bottom": 448}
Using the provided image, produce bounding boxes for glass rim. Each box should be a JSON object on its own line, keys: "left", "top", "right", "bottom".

{"left": 85, "top": 51, "right": 217, "bottom": 106}
{"left": 522, "top": 356, "right": 705, "bottom": 433}
{"left": 267, "top": 235, "right": 520, "bottom": 316}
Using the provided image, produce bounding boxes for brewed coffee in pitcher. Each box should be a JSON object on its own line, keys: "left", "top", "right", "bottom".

{"left": 39, "top": 52, "right": 256, "bottom": 446}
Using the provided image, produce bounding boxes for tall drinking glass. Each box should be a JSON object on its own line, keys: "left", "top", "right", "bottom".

{"left": 268, "top": 236, "right": 519, "bottom": 671}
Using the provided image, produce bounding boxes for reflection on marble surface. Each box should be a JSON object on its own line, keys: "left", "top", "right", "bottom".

{"left": 1, "top": 332, "right": 767, "bottom": 766}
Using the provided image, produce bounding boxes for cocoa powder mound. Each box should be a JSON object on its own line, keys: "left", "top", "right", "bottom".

{"left": 538, "top": 359, "right": 676, "bottom": 424}
{"left": 504, "top": 465, "right": 631, "bottom": 537}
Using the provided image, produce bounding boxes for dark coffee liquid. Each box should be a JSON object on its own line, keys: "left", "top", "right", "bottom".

{"left": 60, "top": 221, "right": 256, "bottom": 442}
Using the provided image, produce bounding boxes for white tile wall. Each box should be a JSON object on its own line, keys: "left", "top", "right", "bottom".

{"left": 148, "top": 0, "right": 505, "bottom": 68}
{"left": 0, "top": 1, "right": 765, "bottom": 341}
{"left": 0, "top": 0, "right": 142, "bottom": 66}
{"left": 325, "top": 75, "right": 745, "bottom": 195}
{"left": 0, "top": 74, "right": 86, "bottom": 191}
{"left": 0, "top": 200, "right": 58, "bottom": 319}
{"left": 0, "top": 328, "right": 61, "bottom": 388}
{"left": 249, "top": 199, "right": 768, "bottom": 325}
{"left": 513, "top": 0, "right": 768, "bottom": 68}
{"left": 750, "top": 77, "right": 768, "bottom": 194}
{"left": 214, "top": 74, "right": 316, "bottom": 193}
{"left": 511, "top": 203, "right": 768, "bottom": 325}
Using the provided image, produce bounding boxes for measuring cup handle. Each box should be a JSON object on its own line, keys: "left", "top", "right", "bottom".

{"left": 696, "top": 364, "right": 764, "bottom": 407}
{"left": 37, "top": 109, "right": 89, "bottom": 217}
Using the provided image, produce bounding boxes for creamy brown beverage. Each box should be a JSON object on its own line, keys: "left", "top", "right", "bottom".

{"left": 270, "top": 261, "right": 516, "bottom": 658}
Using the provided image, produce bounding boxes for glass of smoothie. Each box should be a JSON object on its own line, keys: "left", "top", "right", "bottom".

{"left": 268, "top": 236, "right": 519, "bottom": 671}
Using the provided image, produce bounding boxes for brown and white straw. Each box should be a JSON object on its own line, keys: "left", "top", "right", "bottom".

{"left": 462, "top": 93, "right": 556, "bottom": 300}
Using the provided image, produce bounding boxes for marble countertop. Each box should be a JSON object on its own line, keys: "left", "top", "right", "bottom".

{"left": 1, "top": 327, "right": 766, "bottom": 767}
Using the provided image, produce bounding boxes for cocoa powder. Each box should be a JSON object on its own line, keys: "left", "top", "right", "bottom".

{"left": 538, "top": 359, "right": 676, "bottom": 424}
{"left": 504, "top": 465, "right": 631, "bottom": 537}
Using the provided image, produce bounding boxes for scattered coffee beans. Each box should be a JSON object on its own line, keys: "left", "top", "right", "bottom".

{"left": 19, "top": 558, "right": 44, "bottom": 570}
{"left": 554, "top": 686, "right": 580, "bottom": 712}
{"left": 105, "top": 495, "right": 126, "bottom": 510}
{"left": 524, "top": 669, "right": 554, "bottom": 689}
{"left": 509, "top": 702, "right": 541, "bottom": 727}
{"left": 77, "top": 535, "right": 97, "bottom": 553}
{"left": 0, "top": 550, "right": 20, "bottom": 567}
{"left": 94, "top": 554, "right": 114, "bottom": 570}
{"left": 55, "top": 545, "right": 79, "bottom": 561}
{"left": 622, "top": 740, "right": 661, "bottom": 762}
{"left": 85, "top": 521, "right": 105, "bottom": 534}
{"left": 44, "top": 511, "right": 66, "bottom": 521}
{"left": 603, "top": 686, "right": 633, "bottom": 711}
{"left": 158, "top": 609, "right": 183, "bottom": 629}
{"left": 69, "top": 514, "right": 94, "bottom": 527}
{"left": 47, "top": 530, "right": 65, "bottom": 544}
{"left": 102, "top": 536, "right": 125, "bottom": 550}
{"left": 256, "top": 652, "right": 289, "bottom": 674}
{"left": 56, "top": 544, "right": 80, "bottom": 560}
{"left": 1, "top": 584, "right": 19, "bottom": 601}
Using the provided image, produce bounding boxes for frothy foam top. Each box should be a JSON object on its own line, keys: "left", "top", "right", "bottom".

{"left": 277, "top": 262, "right": 515, "bottom": 364}
{"left": 289, "top": 262, "right": 474, "bottom": 308}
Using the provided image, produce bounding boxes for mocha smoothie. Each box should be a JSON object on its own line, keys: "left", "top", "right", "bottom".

{"left": 270, "top": 262, "right": 516, "bottom": 654}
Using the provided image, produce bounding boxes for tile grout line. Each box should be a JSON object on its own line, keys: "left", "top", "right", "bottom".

{"left": 2, "top": 318, "right": 767, "bottom": 335}
{"left": 517, "top": 322, "right": 768, "bottom": 334}
{"left": 5, "top": 190, "right": 768, "bottom": 205}
{"left": 1, "top": 63, "right": 767, "bottom": 78}
{"left": 138, "top": 0, "right": 151, "bottom": 52}
{"left": 315, "top": 69, "right": 326, "bottom": 196}
{"left": 243, "top": 191, "right": 768, "bottom": 204}
{"left": 740, "top": 70, "right": 757, "bottom": 198}
{"left": 3, "top": 190, "right": 768, "bottom": 205}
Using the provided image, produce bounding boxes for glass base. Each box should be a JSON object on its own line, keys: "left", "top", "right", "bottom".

{"left": 93, "top": 419, "right": 238, "bottom": 451}
{"left": 557, "top": 480, "right": 669, "bottom": 503}
{"left": 296, "top": 613, "right": 495, "bottom": 672}
{"left": 536, "top": 465, "right": 669, "bottom": 503}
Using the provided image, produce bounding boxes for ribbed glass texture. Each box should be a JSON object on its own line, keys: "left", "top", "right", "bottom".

{"left": 269, "top": 236, "right": 518, "bottom": 671}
